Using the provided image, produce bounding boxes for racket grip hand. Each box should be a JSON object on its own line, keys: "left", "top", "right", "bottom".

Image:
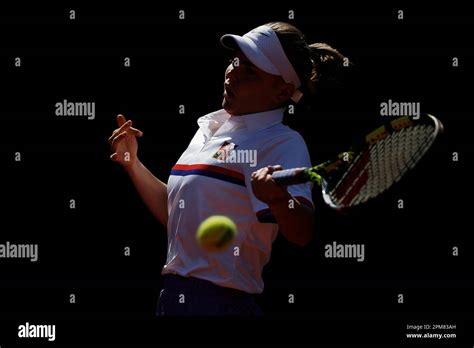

{"left": 271, "top": 167, "right": 309, "bottom": 186}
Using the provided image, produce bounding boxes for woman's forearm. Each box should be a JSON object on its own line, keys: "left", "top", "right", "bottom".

{"left": 268, "top": 192, "right": 314, "bottom": 246}
{"left": 125, "top": 160, "right": 168, "bottom": 226}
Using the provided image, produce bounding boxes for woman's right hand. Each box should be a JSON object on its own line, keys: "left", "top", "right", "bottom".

{"left": 109, "top": 114, "right": 143, "bottom": 168}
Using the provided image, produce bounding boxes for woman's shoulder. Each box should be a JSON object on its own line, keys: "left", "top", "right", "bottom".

{"left": 262, "top": 123, "right": 306, "bottom": 143}
{"left": 246, "top": 123, "right": 308, "bottom": 152}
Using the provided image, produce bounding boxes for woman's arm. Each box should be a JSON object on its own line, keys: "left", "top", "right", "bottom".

{"left": 109, "top": 114, "right": 168, "bottom": 226}
{"left": 125, "top": 160, "right": 169, "bottom": 226}
{"left": 251, "top": 165, "right": 314, "bottom": 246}
{"left": 267, "top": 191, "right": 314, "bottom": 246}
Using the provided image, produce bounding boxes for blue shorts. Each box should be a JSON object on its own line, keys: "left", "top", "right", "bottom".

{"left": 156, "top": 274, "right": 263, "bottom": 316}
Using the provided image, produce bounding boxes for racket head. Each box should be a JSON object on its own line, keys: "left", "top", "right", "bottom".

{"left": 320, "top": 114, "right": 444, "bottom": 211}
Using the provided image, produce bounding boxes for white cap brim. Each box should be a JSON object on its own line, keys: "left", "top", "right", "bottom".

{"left": 221, "top": 34, "right": 280, "bottom": 76}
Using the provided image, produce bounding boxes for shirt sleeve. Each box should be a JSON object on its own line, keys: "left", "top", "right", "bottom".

{"left": 242, "top": 132, "right": 314, "bottom": 223}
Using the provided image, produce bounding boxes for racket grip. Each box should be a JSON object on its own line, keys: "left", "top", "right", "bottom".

{"left": 271, "top": 167, "right": 309, "bottom": 186}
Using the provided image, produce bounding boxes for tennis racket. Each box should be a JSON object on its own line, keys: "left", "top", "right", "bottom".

{"left": 271, "top": 114, "right": 444, "bottom": 210}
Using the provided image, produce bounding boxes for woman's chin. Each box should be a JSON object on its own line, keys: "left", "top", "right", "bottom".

{"left": 222, "top": 98, "right": 235, "bottom": 114}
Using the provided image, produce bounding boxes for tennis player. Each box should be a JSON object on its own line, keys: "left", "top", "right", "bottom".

{"left": 108, "top": 22, "right": 347, "bottom": 315}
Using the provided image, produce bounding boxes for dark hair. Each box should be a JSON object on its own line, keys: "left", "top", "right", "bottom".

{"left": 265, "top": 22, "right": 350, "bottom": 103}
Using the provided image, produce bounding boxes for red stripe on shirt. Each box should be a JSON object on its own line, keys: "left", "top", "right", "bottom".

{"left": 172, "top": 164, "right": 245, "bottom": 181}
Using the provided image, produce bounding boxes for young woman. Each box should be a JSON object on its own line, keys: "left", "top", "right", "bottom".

{"left": 108, "top": 22, "right": 347, "bottom": 315}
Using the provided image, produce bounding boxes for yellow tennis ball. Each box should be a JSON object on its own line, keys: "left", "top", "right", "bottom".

{"left": 196, "top": 215, "right": 237, "bottom": 252}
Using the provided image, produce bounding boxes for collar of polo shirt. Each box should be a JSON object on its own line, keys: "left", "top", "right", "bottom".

{"left": 230, "top": 108, "right": 284, "bottom": 131}
{"left": 221, "top": 25, "right": 303, "bottom": 103}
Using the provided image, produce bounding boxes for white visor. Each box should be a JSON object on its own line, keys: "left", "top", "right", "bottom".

{"left": 221, "top": 25, "right": 303, "bottom": 103}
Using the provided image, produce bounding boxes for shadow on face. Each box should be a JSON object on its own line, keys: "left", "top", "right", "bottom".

{"left": 222, "top": 51, "right": 295, "bottom": 116}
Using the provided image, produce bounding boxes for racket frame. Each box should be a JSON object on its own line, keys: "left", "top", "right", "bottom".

{"left": 320, "top": 114, "right": 444, "bottom": 211}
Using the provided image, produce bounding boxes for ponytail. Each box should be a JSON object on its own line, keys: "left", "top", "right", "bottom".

{"left": 265, "top": 22, "right": 351, "bottom": 106}
{"left": 307, "top": 43, "right": 349, "bottom": 96}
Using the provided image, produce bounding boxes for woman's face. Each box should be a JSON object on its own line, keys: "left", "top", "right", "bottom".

{"left": 222, "top": 51, "right": 295, "bottom": 116}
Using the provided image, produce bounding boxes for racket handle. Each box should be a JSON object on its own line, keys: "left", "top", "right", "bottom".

{"left": 271, "top": 167, "right": 310, "bottom": 186}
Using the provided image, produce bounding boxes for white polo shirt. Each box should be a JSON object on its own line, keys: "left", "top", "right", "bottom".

{"left": 163, "top": 107, "right": 313, "bottom": 294}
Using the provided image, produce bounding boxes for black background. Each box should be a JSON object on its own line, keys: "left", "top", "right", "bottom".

{"left": 0, "top": 2, "right": 473, "bottom": 346}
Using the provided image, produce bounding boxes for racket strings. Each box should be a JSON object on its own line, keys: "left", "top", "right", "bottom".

{"left": 328, "top": 123, "right": 436, "bottom": 207}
